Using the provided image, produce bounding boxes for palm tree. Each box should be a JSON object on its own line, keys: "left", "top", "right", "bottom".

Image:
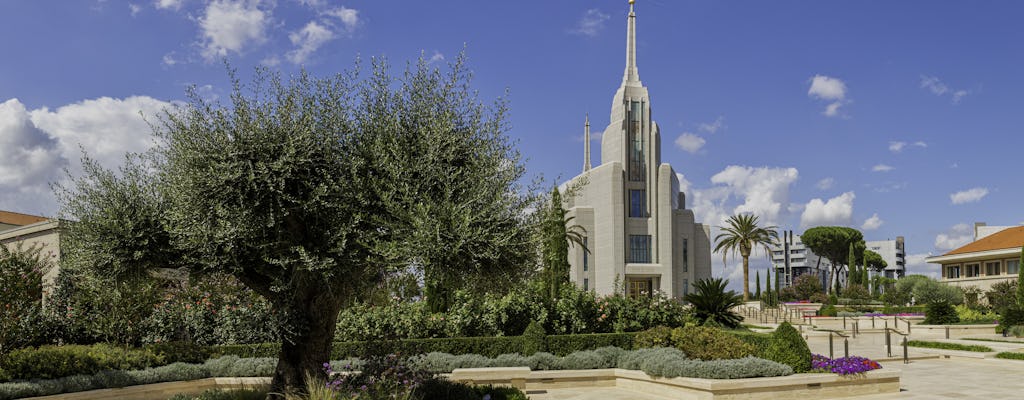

{"left": 714, "top": 214, "right": 779, "bottom": 302}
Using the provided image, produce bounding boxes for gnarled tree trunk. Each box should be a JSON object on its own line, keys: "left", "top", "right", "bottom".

{"left": 267, "top": 284, "right": 345, "bottom": 399}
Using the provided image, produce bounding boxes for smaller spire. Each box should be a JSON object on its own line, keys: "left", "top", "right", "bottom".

{"left": 583, "top": 113, "right": 592, "bottom": 171}
{"left": 623, "top": 0, "right": 640, "bottom": 83}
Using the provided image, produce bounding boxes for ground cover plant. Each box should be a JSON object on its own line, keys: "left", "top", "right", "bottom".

{"left": 994, "top": 352, "right": 1024, "bottom": 360}
{"left": 810, "top": 354, "right": 882, "bottom": 375}
{"left": 410, "top": 347, "right": 793, "bottom": 379}
{"left": 905, "top": 341, "right": 993, "bottom": 352}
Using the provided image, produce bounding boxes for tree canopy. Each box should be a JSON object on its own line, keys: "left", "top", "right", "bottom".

{"left": 801, "top": 226, "right": 864, "bottom": 293}
{"left": 56, "top": 55, "right": 534, "bottom": 396}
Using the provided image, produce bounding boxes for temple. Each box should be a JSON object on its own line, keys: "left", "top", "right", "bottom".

{"left": 564, "top": 1, "right": 713, "bottom": 298}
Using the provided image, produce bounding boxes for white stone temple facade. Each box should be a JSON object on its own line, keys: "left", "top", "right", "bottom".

{"left": 564, "top": 1, "right": 712, "bottom": 299}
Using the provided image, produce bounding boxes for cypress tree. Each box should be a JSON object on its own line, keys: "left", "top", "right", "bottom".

{"left": 755, "top": 270, "right": 762, "bottom": 299}
{"left": 847, "top": 242, "right": 857, "bottom": 286}
{"left": 765, "top": 270, "right": 772, "bottom": 303}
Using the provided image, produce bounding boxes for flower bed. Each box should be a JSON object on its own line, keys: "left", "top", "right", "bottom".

{"left": 811, "top": 354, "right": 882, "bottom": 375}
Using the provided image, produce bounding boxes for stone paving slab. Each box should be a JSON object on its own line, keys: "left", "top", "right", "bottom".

{"left": 525, "top": 387, "right": 674, "bottom": 400}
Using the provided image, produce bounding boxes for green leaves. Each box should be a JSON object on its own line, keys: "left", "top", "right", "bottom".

{"left": 713, "top": 214, "right": 778, "bottom": 301}
{"left": 683, "top": 278, "right": 744, "bottom": 329}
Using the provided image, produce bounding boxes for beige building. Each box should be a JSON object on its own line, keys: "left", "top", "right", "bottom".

{"left": 925, "top": 224, "right": 1023, "bottom": 291}
{"left": 0, "top": 210, "right": 62, "bottom": 301}
{"left": 563, "top": 2, "right": 712, "bottom": 299}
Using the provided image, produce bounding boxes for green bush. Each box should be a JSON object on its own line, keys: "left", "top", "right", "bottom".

{"left": 634, "top": 326, "right": 673, "bottom": 348}
{"left": 0, "top": 344, "right": 161, "bottom": 381}
{"left": 819, "top": 304, "right": 837, "bottom": 317}
{"left": 728, "top": 330, "right": 773, "bottom": 357}
{"left": 999, "top": 306, "right": 1024, "bottom": 332}
{"left": 684, "top": 278, "right": 744, "bottom": 328}
{"left": 906, "top": 340, "right": 993, "bottom": 352}
{"left": 545, "top": 332, "right": 634, "bottom": 355}
{"left": 762, "top": 322, "right": 811, "bottom": 373}
{"left": 143, "top": 342, "right": 213, "bottom": 364}
{"left": 411, "top": 347, "right": 792, "bottom": 379}
{"left": 168, "top": 388, "right": 268, "bottom": 400}
{"left": 0, "top": 246, "right": 53, "bottom": 353}
{"left": 669, "top": 326, "right": 755, "bottom": 360}
{"left": 954, "top": 305, "right": 999, "bottom": 324}
{"left": 521, "top": 321, "right": 546, "bottom": 355}
{"left": 995, "top": 352, "right": 1024, "bottom": 360}
{"left": 924, "top": 302, "right": 960, "bottom": 325}
{"left": 1009, "top": 325, "right": 1024, "bottom": 337}
{"left": 880, "top": 305, "right": 927, "bottom": 315}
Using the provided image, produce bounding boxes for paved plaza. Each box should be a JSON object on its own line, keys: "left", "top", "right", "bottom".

{"left": 529, "top": 330, "right": 1024, "bottom": 399}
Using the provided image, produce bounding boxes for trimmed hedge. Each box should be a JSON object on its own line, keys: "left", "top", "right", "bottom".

{"left": 763, "top": 322, "right": 812, "bottom": 373}
{"left": 906, "top": 340, "right": 993, "bottom": 352}
{"left": 0, "top": 344, "right": 162, "bottom": 381}
{"left": 216, "top": 333, "right": 637, "bottom": 360}
{"left": 410, "top": 347, "right": 793, "bottom": 379}
{"left": 995, "top": 352, "right": 1024, "bottom": 360}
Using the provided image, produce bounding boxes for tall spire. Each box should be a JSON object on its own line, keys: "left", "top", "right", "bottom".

{"left": 583, "top": 113, "right": 592, "bottom": 171}
{"left": 623, "top": 0, "right": 640, "bottom": 84}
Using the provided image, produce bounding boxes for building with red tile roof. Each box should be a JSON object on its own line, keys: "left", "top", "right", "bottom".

{"left": 926, "top": 224, "right": 1024, "bottom": 291}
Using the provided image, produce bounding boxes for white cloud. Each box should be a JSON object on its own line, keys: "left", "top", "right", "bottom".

{"left": 130, "top": 3, "right": 143, "bottom": 16}
{"left": 286, "top": 20, "right": 334, "bottom": 64}
{"left": 952, "top": 90, "right": 968, "bottom": 104}
{"left": 199, "top": 0, "right": 270, "bottom": 61}
{"left": 698, "top": 116, "right": 725, "bottom": 134}
{"left": 162, "top": 53, "right": 178, "bottom": 66}
{"left": 872, "top": 164, "right": 894, "bottom": 172}
{"left": 935, "top": 223, "right": 973, "bottom": 252}
{"left": 0, "top": 99, "right": 65, "bottom": 191}
{"left": 324, "top": 7, "right": 359, "bottom": 33}
{"left": 674, "top": 132, "right": 705, "bottom": 154}
{"left": 807, "top": 75, "right": 848, "bottom": 117}
{"left": 861, "top": 213, "right": 883, "bottom": 230}
{"left": 950, "top": 187, "right": 988, "bottom": 205}
{"left": 0, "top": 96, "right": 173, "bottom": 215}
{"left": 816, "top": 177, "right": 835, "bottom": 190}
{"left": 808, "top": 75, "right": 847, "bottom": 100}
{"left": 675, "top": 173, "right": 691, "bottom": 195}
{"left": 696, "top": 166, "right": 800, "bottom": 226}
{"left": 570, "top": 9, "right": 610, "bottom": 37}
{"left": 800, "top": 191, "right": 855, "bottom": 228}
{"left": 890, "top": 140, "right": 927, "bottom": 153}
{"left": 155, "top": 0, "right": 184, "bottom": 10}
{"left": 920, "top": 75, "right": 949, "bottom": 96}
{"left": 920, "top": 75, "right": 970, "bottom": 104}
{"left": 427, "top": 51, "right": 445, "bottom": 64}
{"left": 903, "top": 253, "right": 938, "bottom": 278}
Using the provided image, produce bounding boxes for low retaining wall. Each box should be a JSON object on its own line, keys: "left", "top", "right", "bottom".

{"left": 27, "top": 377, "right": 271, "bottom": 400}
{"left": 912, "top": 324, "right": 998, "bottom": 339}
{"left": 451, "top": 367, "right": 901, "bottom": 400}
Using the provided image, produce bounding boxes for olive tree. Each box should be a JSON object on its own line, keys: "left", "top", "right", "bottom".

{"left": 56, "top": 55, "right": 533, "bottom": 396}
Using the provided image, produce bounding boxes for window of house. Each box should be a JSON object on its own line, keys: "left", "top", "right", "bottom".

{"left": 985, "top": 261, "right": 1001, "bottom": 276}
{"left": 965, "top": 263, "right": 980, "bottom": 278}
{"left": 629, "top": 190, "right": 646, "bottom": 217}
{"left": 791, "top": 257, "right": 805, "bottom": 263}
{"left": 583, "top": 278, "right": 589, "bottom": 291}
{"left": 683, "top": 278, "right": 689, "bottom": 296}
{"left": 1007, "top": 259, "right": 1020, "bottom": 275}
{"left": 946, "top": 265, "right": 960, "bottom": 279}
{"left": 628, "top": 278, "right": 652, "bottom": 298}
{"left": 773, "top": 251, "right": 783, "bottom": 256}
{"left": 682, "top": 238, "right": 688, "bottom": 272}
{"left": 582, "top": 236, "right": 589, "bottom": 271}
{"left": 629, "top": 235, "right": 652, "bottom": 263}
{"left": 790, "top": 249, "right": 801, "bottom": 254}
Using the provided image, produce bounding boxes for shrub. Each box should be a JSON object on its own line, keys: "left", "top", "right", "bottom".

{"left": 634, "top": 326, "right": 673, "bottom": 348}
{"left": 521, "top": 321, "right": 546, "bottom": 355}
{"left": 1000, "top": 306, "right": 1024, "bottom": 332}
{"left": 1009, "top": 325, "right": 1024, "bottom": 337}
{"left": 669, "top": 326, "right": 754, "bottom": 360}
{"left": 728, "top": 331, "right": 773, "bottom": 356}
{"left": 792, "top": 274, "right": 825, "bottom": 301}
{"left": 202, "top": 356, "right": 276, "bottom": 377}
{"left": 954, "top": 305, "right": 999, "bottom": 324}
{"left": 763, "top": 322, "right": 812, "bottom": 372}
{"left": 819, "top": 304, "right": 837, "bottom": 317}
{"left": 842, "top": 284, "right": 871, "bottom": 302}
{"left": 0, "top": 245, "right": 52, "bottom": 353}
{"left": 995, "top": 352, "right": 1024, "bottom": 360}
{"left": 0, "top": 344, "right": 161, "bottom": 380}
{"left": 684, "top": 278, "right": 743, "bottom": 328}
{"left": 143, "top": 342, "right": 213, "bottom": 364}
{"left": 986, "top": 281, "right": 1019, "bottom": 313}
{"left": 906, "top": 340, "right": 993, "bottom": 352}
{"left": 924, "top": 302, "right": 960, "bottom": 325}
{"left": 808, "top": 293, "right": 829, "bottom": 304}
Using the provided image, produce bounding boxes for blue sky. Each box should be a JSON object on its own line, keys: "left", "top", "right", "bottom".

{"left": 2, "top": 0, "right": 1022, "bottom": 288}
